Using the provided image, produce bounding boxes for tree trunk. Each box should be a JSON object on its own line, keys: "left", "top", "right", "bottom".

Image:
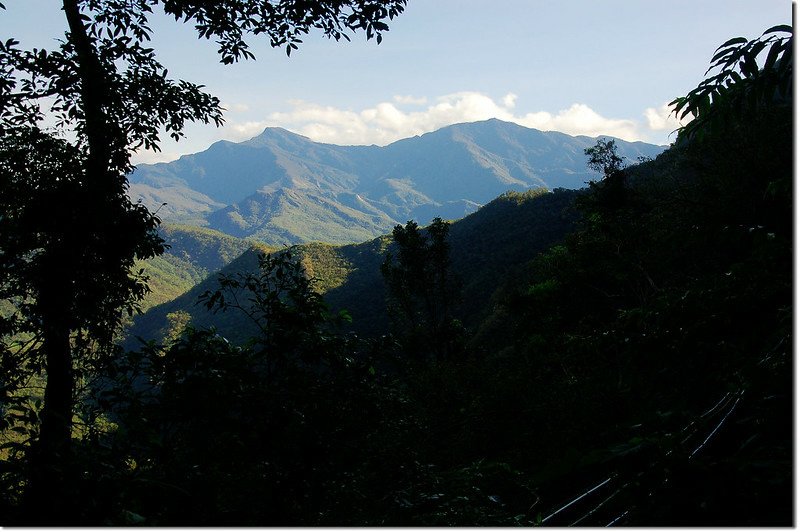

{"left": 62, "top": 0, "right": 114, "bottom": 183}
{"left": 30, "top": 323, "right": 74, "bottom": 521}
{"left": 18, "top": 1, "right": 119, "bottom": 524}
{"left": 23, "top": 261, "right": 76, "bottom": 524}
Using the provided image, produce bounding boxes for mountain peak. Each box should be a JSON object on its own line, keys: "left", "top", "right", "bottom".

{"left": 241, "top": 127, "right": 314, "bottom": 149}
{"left": 130, "top": 120, "right": 666, "bottom": 244}
{"left": 253, "top": 127, "right": 310, "bottom": 141}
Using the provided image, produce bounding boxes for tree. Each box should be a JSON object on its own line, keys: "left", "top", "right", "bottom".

{"left": 670, "top": 25, "right": 792, "bottom": 237}
{"left": 470, "top": 28, "right": 793, "bottom": 525}
{"left": 583, "top": 138, "right": 629, "bottom": 215}
{"left": 96, "top": 249, "right": 383, "bottom": 524}
{"left": 0, "top": 0, "right": 406, "bottom": 522}
{"left": 381, "top": 218, "right": 463, "bottom": 362}
{"left": 670, "top": 24, "right": 792, "bottom": 141}
{"left": 200, "top": 248, "right": 335, "bottom": 373}
{"left": 584, "top": 138, "right": 625, "bottom": 179}
{"left": 0, "top": 127, "right": 164, "bottom": 521}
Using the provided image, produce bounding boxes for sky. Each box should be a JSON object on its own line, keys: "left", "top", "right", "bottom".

{"left": 1, "top": 0, "right": 792, "bottom": 164}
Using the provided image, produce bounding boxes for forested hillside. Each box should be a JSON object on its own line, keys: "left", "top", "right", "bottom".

{"left": 0, "top": 10, "right": 791, "bottom": 527}
{"left": 137, "top": 224, "right": 257, "bottom": 310}
{"left": 126, "top": 187, "right": 581, "bottom": 346}
{"left": 106, "top": 25, "right": 791, "bottom": 522}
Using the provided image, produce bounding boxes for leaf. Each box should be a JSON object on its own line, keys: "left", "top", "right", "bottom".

{"left": 762, "top": 24, "right": 793, "bottom": 35}
{"left": 0, "top": 441, "right": 27, "bottom": 452}
{"left": 763, "top": 40, "right": 783, "bottom": 72}
{"left": 740, "top": 52, "right": 759, "bottom": 78}
{"left": 714, "top": 36, "right": 747, "bottom": 51}
{"left": 748, "top": 39, "right": 768, "bottom": 60}
{"left": 710, "top": 45, "right": 738, "bottom": 64}
{"left": 121, "top": 510, "right": 147, "bottom": 525}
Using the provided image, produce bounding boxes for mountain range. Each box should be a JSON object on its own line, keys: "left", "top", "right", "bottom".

{"left": 129, "top": 119, "right": 664, "bottom": 246}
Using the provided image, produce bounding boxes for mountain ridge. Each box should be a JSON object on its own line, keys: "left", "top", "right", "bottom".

{"left": 129, "top": 119, "right": 664, "bottom": 245}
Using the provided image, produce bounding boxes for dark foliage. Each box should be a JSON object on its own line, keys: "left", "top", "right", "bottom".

{"left": 381, "top": 218, "right": 465, "bottom": 362}
{"left": 0, "top": 0, "right": 406, "bottom": 524}
{"left": 0, "top": 23, "right": 791, "bottom": 526}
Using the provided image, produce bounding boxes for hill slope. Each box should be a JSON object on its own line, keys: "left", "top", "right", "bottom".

{"left": 136, "top": 224, "right": 259, "bottom": 311}
{"left": 125, "top": 187, "right": 582, "bottom": 346}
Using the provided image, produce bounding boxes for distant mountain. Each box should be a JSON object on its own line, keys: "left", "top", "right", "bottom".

{"left": 205, "top": 187, "right": 397, "bottom": 245}
{"left": 129, "top": 119, "right": 664, "bottom": 245}
{"left": 125, "top": 188, "right": 582, "bottom": 347}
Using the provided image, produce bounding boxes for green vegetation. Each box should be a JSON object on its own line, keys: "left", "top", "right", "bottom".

{"left": 0, "top": 0, "right": 406, "bottom": 524}
{"left": 212, "top": 187, "right": 398, "bottom": 246}
{"left": 382, "top": 218, "right": 464, "bottom": 362}
{"left": 125, "top": 187, "right": 581, "bottom": 346}
{"left": 0, "top": 23, "right": 791, "bottom": 526}
{"left": 137, "top": 224, "right": 255, "bottom": 310}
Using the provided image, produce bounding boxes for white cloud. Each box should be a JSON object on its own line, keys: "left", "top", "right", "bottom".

{"left": 644, "top": 102, "right": 686, "bottom": 135}
{"left": 264, "top": 92, "right": 645, "bottom": 145}
{"left": 226, "top": 120, "right": 272, "bottom": 140}
{"left": 131, "top": 148, "right": 184, "bottom": 166}
{"left": 502, "top": 92, "right": 518, "bottom": 109}
{"left": 223, "top": 102, "right": 251, "bottom": 113}
{"left": 517, "top": 104, "right": 639, "bottom": 141}
{"left": 393, "top": 94, "right": 428, "bottom": 105}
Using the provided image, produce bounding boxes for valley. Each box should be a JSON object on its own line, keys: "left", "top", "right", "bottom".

{"left": 128, "top": 119, "right": 663, "bottom": 345}
{"left": 127, "top": 187, "right": 581, "bottom": 347}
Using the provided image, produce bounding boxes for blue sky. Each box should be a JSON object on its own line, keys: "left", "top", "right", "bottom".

{"left": 1, "top": 0, "right": 792, "bottom": 163}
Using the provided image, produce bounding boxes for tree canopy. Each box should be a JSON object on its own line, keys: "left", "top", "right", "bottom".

{"left": 0, "top": 0, "right": 406, "bottom": 523}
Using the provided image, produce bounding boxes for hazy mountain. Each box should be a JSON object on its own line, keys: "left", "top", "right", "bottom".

{"left": 205, "top": 187, "right": 397, "bottom": 245}
{"left": 129, "top": 119, "right": 664, "bottom": 245}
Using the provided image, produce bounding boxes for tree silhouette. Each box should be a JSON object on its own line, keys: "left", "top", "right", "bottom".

{"left": 670, "top": 24, "right": 792, "bottom": 141}
{"left": 0, "top": 0, "right": 406, "bottom": 522}
{"left": 382, "top": 218, "right": 463, "bottom": 362}
{"left": 584, "top": 138, "right": 625, "bottom": 179}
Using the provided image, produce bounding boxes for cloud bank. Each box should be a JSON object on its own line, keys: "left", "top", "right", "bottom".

{"left": 643, "top": 102, "right": 686, "bottom": 135}
{"left": 132, "top": 93, "right": 681, "bottom": 164}
{"left": 220, "top": 92, "right": 676, "bottom": 147}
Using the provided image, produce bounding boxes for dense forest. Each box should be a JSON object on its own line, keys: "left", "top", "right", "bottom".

{"left": 0, "top": 1, "right": 793, "bottom": 526}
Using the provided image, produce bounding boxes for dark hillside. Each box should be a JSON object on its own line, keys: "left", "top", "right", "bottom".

{"left": 126, "top": 187, "right": 582, "bottom": 344}
{"left": 458, "top": 100, "right": 792, "bottom": 524}
{"left": 125, "top": 243, "right": 273, "bottom": 347}
{"left": 316, "top": 188, "right": 582, "bottom": 335}
{"left": 2, "top": 19, "right": 789, "bottom": 526}
{"left": 447, "top": 187, "right": 581, "bottom": 328}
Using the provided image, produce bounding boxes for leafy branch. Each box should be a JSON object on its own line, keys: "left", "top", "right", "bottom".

{"left": 670, "top": 25, "right": 792, "bottom": 140}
